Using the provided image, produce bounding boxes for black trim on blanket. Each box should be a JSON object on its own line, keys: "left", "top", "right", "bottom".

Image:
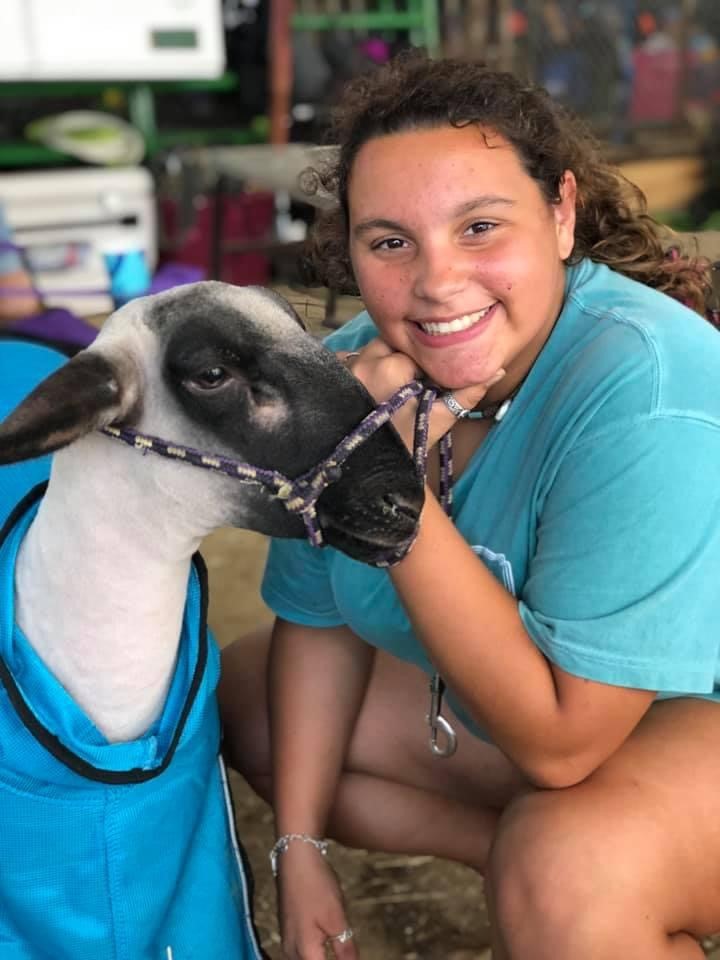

{"left": 0, "top": 482, "right": 210, "bottom": 785}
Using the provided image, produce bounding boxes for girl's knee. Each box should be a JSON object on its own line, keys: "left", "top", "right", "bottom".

{"left": 486, "top": 792, "right": 633, "bottom": 957}
{"left": 218, "top": 626, "right": 273, "bottom": 780}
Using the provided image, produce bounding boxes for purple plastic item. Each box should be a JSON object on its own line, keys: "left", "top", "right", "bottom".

{"left": 4, "top": 264, "right": 206, "bottom": 352}
{"left": 8, "top": 308, "right": 98, "bottom": 349}
{"left": 149, "top": 262, "right": 206, "bottom": 294}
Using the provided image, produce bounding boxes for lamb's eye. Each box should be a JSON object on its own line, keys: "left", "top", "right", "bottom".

{"left": 192, "top": 366, "right": 228, "bottom": 389}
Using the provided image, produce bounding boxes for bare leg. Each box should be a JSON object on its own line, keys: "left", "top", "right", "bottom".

{"left": 220, "top": 627, "right": 527, "bottom": 871}
{"left": 220, "top": 633, "right": 720, "bottom": 957}
{"left": 485, "top": 698, "right": 720, "bottom": 959}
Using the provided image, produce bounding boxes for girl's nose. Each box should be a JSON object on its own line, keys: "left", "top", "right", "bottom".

{"left": 412, "top": 247, "right": 467, "bottom": 303}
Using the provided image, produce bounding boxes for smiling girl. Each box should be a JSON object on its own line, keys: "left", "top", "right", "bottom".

{"left": 221, "top": 53, "right": 720, "bottom": 960}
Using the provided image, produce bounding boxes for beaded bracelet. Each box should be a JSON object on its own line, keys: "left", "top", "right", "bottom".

{"left": 269, "top": 833, "right": 329, "bottom": 877}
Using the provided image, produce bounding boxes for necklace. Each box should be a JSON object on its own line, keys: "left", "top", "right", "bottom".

{"left": 464, "top": 374, "right": 528, "bottom": 422}
{"left": 421, "top": 380, "right": 523, "bottom": 758}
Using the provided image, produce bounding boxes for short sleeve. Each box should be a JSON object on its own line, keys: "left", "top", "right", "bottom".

{"left": 519, "top": 415, "right": 720, "bottom": 693}
{"left": 322, "top": 310, "right": 378, "bottom": 352}
{"left": 261, "top": 537, "right": 344, "bottom": 627}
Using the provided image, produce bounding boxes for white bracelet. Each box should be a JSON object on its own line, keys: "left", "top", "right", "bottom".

{"left": 269, "top": 833, "right": 329, "bottom": 877}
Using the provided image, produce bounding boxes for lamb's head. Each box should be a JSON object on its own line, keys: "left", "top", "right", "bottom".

{"left": 0, "top": 281, "right": 424, "bottom": 564}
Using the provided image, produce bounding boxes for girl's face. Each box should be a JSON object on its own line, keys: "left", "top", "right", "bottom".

{"left": 347, "top": 124, "right": 576, "bottom": 391}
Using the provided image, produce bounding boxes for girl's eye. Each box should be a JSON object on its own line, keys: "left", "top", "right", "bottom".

{"left": 191, "top": 366, "right": 228, "bottom": 389}
{"left": 372, "top": 237, "right": 408, "bottom": 251}
{"left": 464, "top": 221, "right": 494, "bottom": 236}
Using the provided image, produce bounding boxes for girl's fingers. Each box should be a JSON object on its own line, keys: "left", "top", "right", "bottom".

{"left": 355, "top": 336, "right": 395, "bottom": 359}
{"left": 328, "top": 934, "right": 360, "bottom": 959}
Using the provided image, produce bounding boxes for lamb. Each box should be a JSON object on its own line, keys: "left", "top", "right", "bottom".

{"left": 0, "top": 280, "right": 423, "bottom": 960}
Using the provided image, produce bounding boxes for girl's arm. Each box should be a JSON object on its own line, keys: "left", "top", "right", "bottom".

{"left": 269, "top": 617, "right": 369, "bottom": 960}
{"left": 390, "top": 492, "right": 655, "bottom": 788}
{"left": 270, "top": 617, "right": 374, "bottom": 836}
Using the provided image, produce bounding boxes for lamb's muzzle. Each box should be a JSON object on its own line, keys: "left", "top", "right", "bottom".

{"left": 101, "top": 378, "right": 425, "bottom": 565}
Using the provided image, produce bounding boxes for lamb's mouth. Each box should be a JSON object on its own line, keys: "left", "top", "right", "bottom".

{"left": 319, "top": 501, "right": 421, "bottom": 561}
{"left": 323, "top": 524, "right": 418, "bottom": 564}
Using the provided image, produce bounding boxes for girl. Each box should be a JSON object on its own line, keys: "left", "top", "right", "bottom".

{"left": 221, "top": 53, "right": 720, "bottom": 960}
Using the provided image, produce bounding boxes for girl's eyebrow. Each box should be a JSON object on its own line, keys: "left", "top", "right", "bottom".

{"left": 453, "top": 195, "right": 515, "bottom": 216}
{"left": 352, "top": 195, "right": 515, "bottom": 237}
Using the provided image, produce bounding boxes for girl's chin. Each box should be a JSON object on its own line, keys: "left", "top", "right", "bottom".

{"left": 423, "top": 368, "right": 501, "bottom": 391}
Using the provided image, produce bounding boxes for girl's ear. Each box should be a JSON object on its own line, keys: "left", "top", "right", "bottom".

{"left": 554, "top": 170, "right": 578, "bottom": 260}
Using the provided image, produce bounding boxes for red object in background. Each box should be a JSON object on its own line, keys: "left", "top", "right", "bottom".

{"left": 636, "top": 12, "right": 657, "bottom": 38}
{"left": 158, "top": 190, "right": 275, "bottom": 286}
{"left": 630, "top": 48, "right": 680, "bottom": 123}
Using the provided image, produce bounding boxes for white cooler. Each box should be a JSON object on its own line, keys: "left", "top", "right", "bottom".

{"left": 0, "top": 167, "right": 157, "bottom": 317}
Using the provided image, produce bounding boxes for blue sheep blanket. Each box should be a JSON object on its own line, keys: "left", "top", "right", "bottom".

{"left": 0, "top": 340, "right": 265, "bottom": 959}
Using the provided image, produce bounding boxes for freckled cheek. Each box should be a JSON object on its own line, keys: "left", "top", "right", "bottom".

{"left": 472, "top": 246, "right": 542, "bottom": 300}
{"left": 357, "top": 265, "right": 411, "bottom": 316}
{"left": 469, "top": 249, "right": 514, "bottom": 290}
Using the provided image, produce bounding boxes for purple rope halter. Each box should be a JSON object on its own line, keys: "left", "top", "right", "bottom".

{"left": 101, "top": 380, "right": 430, "bottom": 566}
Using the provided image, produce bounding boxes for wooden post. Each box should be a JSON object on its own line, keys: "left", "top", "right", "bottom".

{"left": 269, "top": 0, "right": 295, "bottom": 145}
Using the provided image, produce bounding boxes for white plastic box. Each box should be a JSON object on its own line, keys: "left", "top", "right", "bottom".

{"left": 0, "top": 0, "right": 224, "bottom": 81}
{"left": 0, "top": 166, "right": 157, "bottom": 317}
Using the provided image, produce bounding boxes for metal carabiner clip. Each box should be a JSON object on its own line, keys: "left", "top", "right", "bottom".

{"left": 426, "top": 673, "right": 458, "bottom": 758}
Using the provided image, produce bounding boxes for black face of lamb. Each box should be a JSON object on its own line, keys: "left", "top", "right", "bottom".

{"left": 156, "top": 300, "right": 424, "bottom": 563}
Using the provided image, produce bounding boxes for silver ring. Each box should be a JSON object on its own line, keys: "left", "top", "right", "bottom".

{"left": 441, "top": 391, "right": 470, "bottom": 419}
{"left": 326, "top": 927, "right": 354, "bottom": 944}
{"left": 342, "top": 351, "right": 360, "bottom": 366}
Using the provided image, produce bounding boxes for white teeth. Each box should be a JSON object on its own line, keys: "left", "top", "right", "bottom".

{"left": 419, "top": 304, "right": 493, "bottom": 336}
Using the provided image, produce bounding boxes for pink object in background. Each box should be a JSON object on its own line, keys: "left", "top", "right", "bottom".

{"left": 159, "top": 190, "right": 275, "bottom": 286}
{"left": 630, "top": 48, "right": 680, "bottom": 123}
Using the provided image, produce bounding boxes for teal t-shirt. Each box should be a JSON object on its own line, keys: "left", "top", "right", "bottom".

{"left": 262, "top": 259, "right": 720, "bottom": 733}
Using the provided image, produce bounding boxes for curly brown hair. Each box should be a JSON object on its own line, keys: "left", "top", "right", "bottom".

{"left": 302, "top": 50, "right": 711, "bottom": 314}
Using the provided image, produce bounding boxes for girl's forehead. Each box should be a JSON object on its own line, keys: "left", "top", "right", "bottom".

{"left": 347, "top": 126, "right": 532, "bottom": 210}
{"left": 350, "top": 126, "right": 519, "bottom": 178}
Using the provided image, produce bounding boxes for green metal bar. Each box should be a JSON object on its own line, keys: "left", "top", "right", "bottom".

{"left": 0, "top": 127, "right": 264, "bottom": 168}
{"left": 292, "top": 10, "right": 426, "bottom": 28}
{"left": 419, "top": 0, "right": 440, "bottom": 54}
{"left": 0, "top": 143, "right": 75, "bottom": 168}
{"left": 0, "top": 74, "right": 239, "bottom": 99}
{"left": 127, "top": 84, "right": 158, "bottom": 156}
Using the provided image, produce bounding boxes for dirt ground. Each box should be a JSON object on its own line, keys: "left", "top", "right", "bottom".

{"left": 205, "top": 525, "right": 493, "bottom": 960}
{"left": 203, "top": 287, "right": 720, "bottom": 960}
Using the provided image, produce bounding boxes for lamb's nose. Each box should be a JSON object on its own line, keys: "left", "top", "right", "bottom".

{"left": 382, "top": 492, "right": 421, "bottom": 525}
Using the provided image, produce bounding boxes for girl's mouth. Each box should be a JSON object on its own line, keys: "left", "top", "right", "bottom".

{"left": 413, "top": 303, "right": 497, "bottom": 347}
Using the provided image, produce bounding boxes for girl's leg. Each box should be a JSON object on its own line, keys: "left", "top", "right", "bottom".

{"left": 485, "top": 697, "right": 720, "bottom": 959}
{"left": 220, "top": 628, "right": 528, "bottom": 870}
{"left": 222, "top": 634, "right": 720, "bottom": 955}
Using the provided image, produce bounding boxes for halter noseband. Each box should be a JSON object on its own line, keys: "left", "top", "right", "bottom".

{"left": 102, "top": 380, "right": 433, "bottom": 567}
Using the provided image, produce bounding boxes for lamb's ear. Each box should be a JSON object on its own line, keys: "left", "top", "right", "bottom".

{"left": 0, "top": 351, "right": 140, "bottom": 465}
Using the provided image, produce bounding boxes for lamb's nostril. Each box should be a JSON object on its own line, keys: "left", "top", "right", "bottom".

{"left": 382, "top": 493, "right": 421, "bottom": 523}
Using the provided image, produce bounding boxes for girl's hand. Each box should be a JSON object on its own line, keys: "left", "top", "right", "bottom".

{"left": 338, "top": 339, "right": 505, "bottom": 453}
{"left": 277, "top": 843, "right": 358, "bottom": 960}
